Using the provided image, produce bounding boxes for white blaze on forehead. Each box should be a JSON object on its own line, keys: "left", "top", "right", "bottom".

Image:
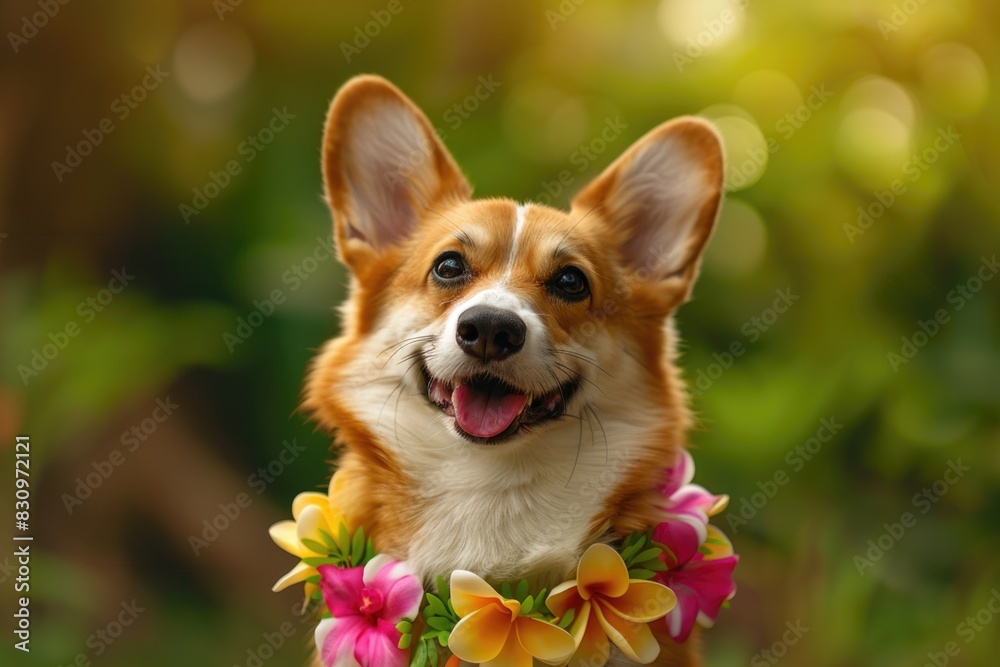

{"left": 502, "top": 204, "right": 528, "bottom": 283}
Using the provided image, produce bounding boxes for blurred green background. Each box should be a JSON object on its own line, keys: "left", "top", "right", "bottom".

{"left": 1, "top": 0, "right": 999, "bottom": 665}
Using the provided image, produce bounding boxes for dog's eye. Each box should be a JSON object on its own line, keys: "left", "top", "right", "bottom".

{"left": 549, "top": 266, "right": 590, "bottom": 302}
{"left": 431, "top": 252, "right": 470, "bottom": 285}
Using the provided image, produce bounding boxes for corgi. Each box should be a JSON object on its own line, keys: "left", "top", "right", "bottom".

{"left": 303, "top": 75, "right": 724, "bottom": 666}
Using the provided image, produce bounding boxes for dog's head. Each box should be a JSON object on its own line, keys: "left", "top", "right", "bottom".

{"left": 307, "top": 76, "right": 722, "bottom": 486}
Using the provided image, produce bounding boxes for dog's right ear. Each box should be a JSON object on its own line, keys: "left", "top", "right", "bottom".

{"left": 322, "top": 76, "right": 471, "bottom": 279}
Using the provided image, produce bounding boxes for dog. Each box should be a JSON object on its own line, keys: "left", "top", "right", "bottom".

{"left": 303, "top": 75, "right": 724, "bottom": 666}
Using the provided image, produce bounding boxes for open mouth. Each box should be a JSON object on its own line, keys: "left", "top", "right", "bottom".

{"left": 423, "top": 369, "right": 578, "bottom": 444}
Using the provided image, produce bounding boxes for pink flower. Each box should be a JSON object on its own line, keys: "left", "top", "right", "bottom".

{"left": 652, "top": 518, "right": 738, "bottom": 643}
{"left": 314, "top": 556, "right": 423, "bottom": 667}
{"left": 657, "top": 450, "right": 729, "bottom": 545}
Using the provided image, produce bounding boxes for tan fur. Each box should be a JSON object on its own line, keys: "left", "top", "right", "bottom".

{"left": 303, "top": 76, "right": 724, "bottom": 667}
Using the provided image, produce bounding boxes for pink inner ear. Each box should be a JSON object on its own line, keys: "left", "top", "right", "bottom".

{"left": 606, "top": 131, "right": 721, "bottom": 280}
{"left": 344, "top": 169, "right": 418, "bottom": 248}
{"left": 333, "top": 89, "right": 476, "bottom": 256}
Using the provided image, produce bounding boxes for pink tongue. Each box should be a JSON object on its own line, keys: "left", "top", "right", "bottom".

{"left": 453, "top": 383, "right": 529, "bottom": 439}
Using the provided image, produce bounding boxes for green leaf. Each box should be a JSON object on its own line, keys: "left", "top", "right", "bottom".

{"left": 397, "top": 620, "right": 413, "bottom": 633}
{"left": 558, "top": 608, "right": 576, "bottom": 629}
{"left": 515, "top": 579, "right": 529, "bottom": 601}
{"left": 521, "top": 595, "right": 534, "bottom": 615}
{"left": 620, "top": 534, "right": 647, "bottom": 562}
{"left": 642, "top": 558, "right": 669, "bottom": 572}
{"left": 426, "top": 593, "right": 448, "bottom": 617}
{"left": 338, "top": 522, "right": 351, "bottom": 552}
{"left": 426, "top": 640, "right": 439, "bottom": 667}
{"left": 628, "top": 568, "right": 656, "bottom": 580}
{"left": 399, "top": 633, "right": 412, "bottom": 650}
{"left": 364, "top": 538, "right": 376, "bottom": 562}
{"left": 301, "top": 538, "right": 329, "bottom": 555}
{"left": 500, "top": 581, "right": 513, "bottom": 599}
{"left": 302, "top": 556, "right": 338, "bottom": 567}
{"left": 319, "top": 528, "right": 340, "bottom": 552}
{"left": 411, "top": 639, "right": 427, "bottom": 667}
{"left": 437, "top": 630, "right": 449, "bottom": 647}
{"left": 426, "top": 616, "right": 452, "bottom": 631}
{"left": 350, "top": 526, "right": 366, "bottom": 565}
{"left": 632, "top": 547, "right": 662, "bottom": 564}
{"left": 436, "top": 575, "right": 450, "bottom": 599}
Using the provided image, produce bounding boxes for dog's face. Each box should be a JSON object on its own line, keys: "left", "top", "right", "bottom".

{"left": 307, "top": 76, "right": 722, "bottom": 489}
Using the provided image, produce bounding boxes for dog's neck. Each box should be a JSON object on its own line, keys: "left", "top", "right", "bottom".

{"left": 373, "top": 400, "right": 668, "bottom": 587}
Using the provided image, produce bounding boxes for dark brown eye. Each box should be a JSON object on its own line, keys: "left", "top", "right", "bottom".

{"left": 431, "top": 252, "right": 469, "bottom": 285}
{"left": 549, "top": 266, "right": 590, "bottom": 302}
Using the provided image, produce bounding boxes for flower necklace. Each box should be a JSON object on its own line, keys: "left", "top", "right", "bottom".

{"left": 269, "top": 451, "right": 738, "bottom": 667}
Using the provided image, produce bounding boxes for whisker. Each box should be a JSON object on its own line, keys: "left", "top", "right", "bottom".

{"left": 565, "top": 410, "right": 585, "bottom": 488}
{"left": 380, "top": 335, "right": 436, "bottom": 369}
{"left": 586, "top": 404, "right": 609, "bottom": 464}
{"left": 549, "top": 348, "right": 613, "bottom": 377}
{"left": 378, "top": 334, "right": 436, "bottom": 357}
{"left": 377, "top": 358, "right": 419, "bottom": 429}
{"left": 552, "top": 361, "right": 603, "bottom": 394}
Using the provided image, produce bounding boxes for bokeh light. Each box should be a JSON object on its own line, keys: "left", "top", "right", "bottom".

{"left": 918, "top": 42, "right": 989, "bottom": 118}
{"left": 172, "top": 23, "right": 255, "bottom": 104}
{"left": 698, "top": 105, "right": 769, "bottom": 191}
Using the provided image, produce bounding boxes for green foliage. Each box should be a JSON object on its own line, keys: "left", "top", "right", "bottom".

{"left": 301, "top": 525, "right": 377, "bottom": 570}
{"left": 622, "top": 531, "right": 668, "bottom": 580}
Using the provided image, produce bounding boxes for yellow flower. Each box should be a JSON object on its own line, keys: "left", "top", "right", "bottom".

{"left": 268, "top": 471, "right": 353, "bottom": 594}
{"left": 448, "top": 570, "right": 576, "bottom": 667}
{"left": 547, "top": 544, "right": 677, "bottom": 666}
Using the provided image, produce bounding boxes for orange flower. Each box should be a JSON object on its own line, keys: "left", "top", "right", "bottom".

{"left": 547, "top": 544, "right": 676, "bottom": 666}
{"left": 448, "top": 570, "right": 576, "bottom": 667}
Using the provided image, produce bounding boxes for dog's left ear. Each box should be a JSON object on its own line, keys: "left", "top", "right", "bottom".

{"left": 322, "top": 76, "right": 472, "bottom": 279}
{"left": 571, "top": 117, "right": 724, "bottom": 307}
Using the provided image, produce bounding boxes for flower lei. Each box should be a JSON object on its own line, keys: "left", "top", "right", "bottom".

{"left": 269, "top": 451, "right": 738, "bottom": 667}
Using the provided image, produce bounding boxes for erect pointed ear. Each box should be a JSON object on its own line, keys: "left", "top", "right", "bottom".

{"left": 322, "top": 76, "right": 471, "bottom": 277}
{"left": 571, "top": 117, "right": 724, "bottom": 306}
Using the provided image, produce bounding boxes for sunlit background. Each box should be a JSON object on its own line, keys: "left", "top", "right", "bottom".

{"left": 2, "top": 0, "right": 999, "bottom": 665}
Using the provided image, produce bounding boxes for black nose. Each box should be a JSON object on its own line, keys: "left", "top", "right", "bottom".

{"left": 455, "top": 305, "right": 526, "bottom": 362}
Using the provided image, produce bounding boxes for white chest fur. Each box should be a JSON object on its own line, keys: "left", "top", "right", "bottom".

{"left": 400, "top": 420, "right": 633, "bottom": 587}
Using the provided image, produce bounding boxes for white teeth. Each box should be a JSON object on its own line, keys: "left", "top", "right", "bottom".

{"left": 428, "top": 378, "right": 452, "bottom": 405}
